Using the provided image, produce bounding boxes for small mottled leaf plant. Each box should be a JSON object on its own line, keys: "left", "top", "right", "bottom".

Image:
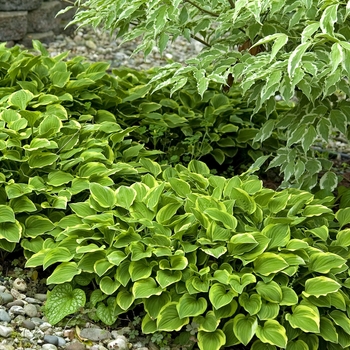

{"left": 25, "top": 159, "right": 350, "bottom": 350}
{"left": 63, "top": 0, "right": 350, "bottom": 191}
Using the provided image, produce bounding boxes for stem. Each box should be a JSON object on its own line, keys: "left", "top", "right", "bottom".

{"left": 191, "top": 34, "right": 211, "bottom": 47}
{"left": 228, "top": 0, "right": 235, "bottom": 8}
{"left": 184, "top": 0, "right": 219, "bottom": 17}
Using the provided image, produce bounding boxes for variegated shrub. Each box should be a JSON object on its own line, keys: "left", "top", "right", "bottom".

{"left": 64, "top": 0, "right": 350, "bottom": 191}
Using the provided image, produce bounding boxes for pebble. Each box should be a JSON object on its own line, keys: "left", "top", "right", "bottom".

{"left": 9, "top": 305, "right": 25, "bottom": 316}
{"left": 12, "top": 278, "right": 27, "bottom": 292}
{"left": 42, "top": 345, "right": 58, "bottom": 350}
{"left": 80, "top": 327, "right": 111, "bottom": 341}
{"left": 7, "top": 300, "right": 25, "bottom": 307}
{"left": 23, "top": 304, "right": 38, "bottom": 317}
{"left": 34, "top": 294, "right": 47, "bottom": 302}
{"left": 21, "top": 320, "right": 36, "bottom": 330}
{"left": 43, "top": 335, "right": 59, "bottom": 346}
{"left": 0, "top": 325, "right": 13, "bottom": 338}
{"left": 107, "top": 336, "right": 128, "bottom": 350}
{"left": 66, "top": 342, "right": 87, "bottom": 350}
{"left": 0, "top": 309, "right": 11, "bottom": 322}
{"left": 0, "top": 293, "right": 14, "bottom": 305}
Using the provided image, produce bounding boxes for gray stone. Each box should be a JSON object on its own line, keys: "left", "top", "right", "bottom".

{"left": 20, "top": 31, "right": 55, "bottom": 47}
{"left": 0, "top": 12, "right": 27, "bottom": 41}
{"left": 42, "top": 345, "right": 58, "bottom": 350}
{"left": 24, "top": 304, "right": 38, "bottom": 317}
{"left": 90, "top": 346, "right": 108, "bottom": 350}
{"left": 20, "top": 328, "right": 33, "bottom": 339}
{"left": 0, "top": 292, "right": 14, "bottom": 305}
{"left": 12, "top": 278, "right": 27, "bottom": 292}
{"left": 107, "top": 336, "right": 129, "bottom": 350}
{"left": 0, "top": 325, "right": 13, "bottom": 338}
{"left": 21, "top": 320, "right": 36, "bottom": 330}
{"left": 0, "top": 309, "right": 11, "bottom": 322}
{"left": 9, "top": 305, "right": 25, "bottom": 315}
{"left": 0, "top": 286, "right": 6, "bottom": 293}
{"left": 43, "top": 335, "right": 59, "bottom": 346}
{"left": 27, "top": 1, "right": 62, "bottom": 33}
{"left": 57, "top": 336, "right": 66, "bottom": 347}
{"left": 79, "top": 327, "right": 111, "bottom": 341}
{"left": 31, "top": 316, "right": 45, "bottom": 325}
{"left": 25, "top": 297, "right": 42, "bottom": 304}
{"left": 0, "top": 0, "right": 42, "bottom": 11}
{"left": 6, "top": 300, "right": 25, "bottom": 307}
{"left": 0, "top": 345, "right": 15, "bottom": 350}
{"left": 39, "top": 322, "right": 52, "bottom": 331}
{"left": 34, "top": 293, "right": 47, "bottom": 302}
{"left": 65, "top": 342, "right": 86, "bottom": 350}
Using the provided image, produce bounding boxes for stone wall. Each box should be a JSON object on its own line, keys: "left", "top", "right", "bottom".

{"left": 0, "top": 0, "right": 75, "bottom": 46}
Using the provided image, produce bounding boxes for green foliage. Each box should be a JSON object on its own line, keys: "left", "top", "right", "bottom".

{"left": 21, "top": 156, "right": 350, "bottom": 349}
{"left": 66, "top": 0, "right": 350, "bottom": 191}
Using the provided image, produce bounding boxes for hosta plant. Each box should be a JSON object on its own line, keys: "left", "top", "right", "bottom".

{"left": 23, "top": 159, "right": 350, "bottom": 350}
{"left": 63, "top": 0, "right": 350, "bottom": 191}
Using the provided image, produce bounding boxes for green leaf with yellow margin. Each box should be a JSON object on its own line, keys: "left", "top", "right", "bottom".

{"left": 197, "top": 329, "right": 226, "bottom": 350}
{"left": 256, "top": 320, "right": 287, "bottom": 348}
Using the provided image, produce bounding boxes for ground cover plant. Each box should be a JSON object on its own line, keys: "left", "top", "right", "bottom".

{"left": 1, "top": 42, "right": 350, "bottom": 349}
{"left": 64, "top": 0, "right": 350, "bottom": 191}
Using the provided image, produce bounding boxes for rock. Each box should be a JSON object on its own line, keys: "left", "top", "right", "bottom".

{"left": 0, "top": 0, "right": 42, "bottom": 11}
{"left": 31, "top": 316, "right": 45, "bottom": 325}
{"left": 0, "top": 345, "right": 15, "bottom": 350}
{"left": 0, "top": 286, "right": 7, "bottom": 293}
{"left": 20, "top": 31, "right": 55, "bottom": 47}
{"left": 34, "top": 293, "right": 47, "bottom": 302}
{"left": 0, "top": 293, "right": 14, "bottom": 305}
{"left": 12, "top": 278, "right": 27, "bottom": 292}
{"left": 23, "top": 304, "right": 38, "bottom": 317}
{"left": 9, "top": 305, "right": 25, "bottom": 316}
{"left": 21, "top": 320, "right": 36, "bottom": 330}
{"left": 107, "top": 336, "right": 129, "bottom": 350}
{"left": 79, "top": 327, "right": 111, "bottom": 341}
{"left": 6, "top": 300, "right": 25, "bottom": 307}
{"left": 57, "top": 336, "right": 66, "bottom": 347}
{"left": 65, "top": 342, "right": 87, "bottom": 350}
{"left": 90, "top": 346, "right": 108, "bottom": 350}
{"left": 39, "top": 322, "right": 52, "bottom": 331}
{"left": 85, "top": 40, "right": 97, "bottom": 50}
{"left": 10, "top": 288, "right": 25, "bottom": 300}
{"left": 0, "top": 325, "right": 13, "bottom": 338}
{"left": 27, "top": 1, "right": 62, "bottom": 33}
{"left": 20, "top": 328, "right": 33, "bottom": 339}
{"left": 0, "top": 309, "right": 11, "bottom": 322}
{"left": 25, "top": 297, "right": 42, "bottom": 304}
{"left": 42, "top": 345, "right": 58, "bottom": 350}
{"left": 43, "top": 335, "right": 59, "bottom": 346}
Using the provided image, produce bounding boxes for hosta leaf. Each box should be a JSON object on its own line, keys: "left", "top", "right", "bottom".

{"left": 94, "top": 259, "right": 114, "bottom": 277}
{"left": 169, "top": 178, "right": 191, "bottom": 198}
{"left": 46, "top": 262, "right": 82, "bottom": 284}
{"left": 330, "top": 310, "right": 350, "bottom": 335}
{"left": 47, "top": 171, "right": 74, "bottom": 186}
{"left": 308, "top": 252, "right": 346, "bottom": 273}
{"left": 197, "top": 329, "right": 226, "bottom": 350}
{"left": 0, "top": 205, "right": 15, "bottom": 223}
{"left": 156, "top": 270, "right": 182, "bottom": 288}
{"left": 38, "top": 115, "right": 62, "bottom": 136}
{"left": 99, "top": 276, "right": 121, "bottom": 295}
{"left": 256, "top": 281, "right": 282, "bottom": 303}
{"left": 256, "top": 320, "right": 288, "bottom": 348}
{"left": 116, "top": 290, "right": 134, "bottom": 311}
{"left": 303, "top": 277, "right": 341, "bottom": 297}
{"left": 43, "top": 247, "right": 74, "bottom": 270}
{"left": 0, "top": 221, "right": 22, "bottom": 243}
{"left": 286, "top": 305, "right": 320, "bottom": 333}
{"left": 8, "top": 89, "right": 34, "bottom": 109}
{"left": 286, "top": 340, "right": 309, "bottom": 350}
{"left": 156, "top": 202, "right": 182, "bottom": 224}
{"left": 254, "top": 253, "right": 288, "bottom": 276}
{"left": 25, "top": 215, "right": 55, "bottom": 237}
{"left": 107, "top": 251, "right": 127, "bottom": 266}
{"left": 280, "top": 286, "right": 298, "bottom": 306}
{"left": 257, "top": 301, "right": 279, "bottom": 321}
{"left": 45, "top": 284, "right": 85, "bottom": 325}
{"left": 129, "top": 259, "right": 154, "bottom": 281}
{"left": 230, "top": 188, "right": 256, "bottom": 214}
{"left": 194, "top": 311, "right": 220, "bottom": 332}
{"left": 144, "top": 292, "right": 171, "bottom": 320}
{"left": 115, "top": 186, "right": 137, "bottom": 209}
{"left": 233, "top": 314, "right": 258, "bottom": 346}
{"left": 319, "top": 316, "right": 338, "bottom": 343}
{"left": 89, "top": 183, "right": 116, "bottom": 208}
{"left": 177, "top": 294, "right": 207, "bottom": 318}
{"left": 336, "top": 207, "right": 350, "bottom": 228}
{"left": 157, "top": 302, "right": 189, "bottom": 332}
{"left": 239, "top": 293, "right": 262, "bottom": 315}
{"left": 132, "top": 277, "right": 162, "bottom": 299}
{"left": 203, "top": 208, "right": 237, "bottom": 230}
{"left": 209, "top": 283, "right": 237, "bottom": 310}
{"left": 262, "top": 224, "right": 290, "bottom": 249}
{"left": 28, "top": 152, "right": 59, "bottom": 168}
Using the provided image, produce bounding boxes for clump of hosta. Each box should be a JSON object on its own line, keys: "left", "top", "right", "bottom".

{"left": 25, "top": 160, "right": 350, "bottom": 350}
